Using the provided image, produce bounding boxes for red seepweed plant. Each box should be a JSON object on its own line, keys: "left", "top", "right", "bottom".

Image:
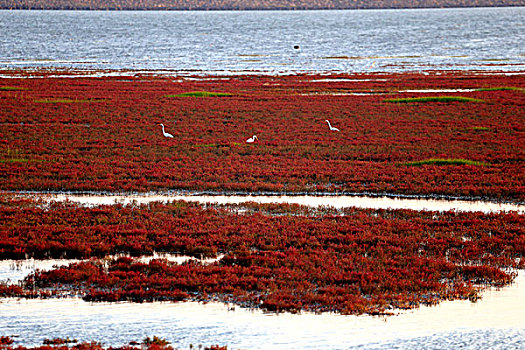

{"left": 0, "top": 70, "right": 523, "bottom": 201}
{"left": 1, "top": 196, "right": 523, "bottom": 315}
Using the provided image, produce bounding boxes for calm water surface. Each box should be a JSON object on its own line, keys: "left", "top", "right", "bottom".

{"left": 32, "top": 192, "right": 525, "bottom": 214}
{"left": 1, "top": 260, "right": 524, "bottom": 349}
{"left": 0, "top": 8, "right": 524, "bottom": 74}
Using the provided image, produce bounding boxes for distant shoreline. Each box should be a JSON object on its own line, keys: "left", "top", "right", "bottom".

{"left": 1, "top": 0, "right": 524, "bottom": 11}
{"left": 1, "top": 7, "right": 524, "bottom": 10}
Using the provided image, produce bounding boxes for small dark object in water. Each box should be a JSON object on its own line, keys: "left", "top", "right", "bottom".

{"left": 293, "top": 45, "right": 300, "bottom": 49}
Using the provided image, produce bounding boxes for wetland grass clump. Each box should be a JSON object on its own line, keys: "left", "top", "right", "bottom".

{"left": 142, "top": 336, "right": 170, "bottom": 346}
{"left": 403, "top": 158, "right": 488, "bottom": 167}
{"left": 0, "top": 86, "right": 28, "bottom": 91}
{"left": 384, "top": 96, "right": 484, "bottom": 103}
{"left": 1, "top": 147, "right": 28, "bottom": 163}
{"left": 0, "top": 158, "right": 29, "bottom": 163}
{"left": 34, "top": 98, "right": 100, "bottom": 103}
{"left": 165, "top": 91, "right": 232, "bottom": 98}
{"left": 475, "top": 87, "right": 524, "bottom": 92}
{"left": 470, "top": 126, "right": 490, "bottom": 131}
{"left": 195, "top": 143, "right": 218, "bottom": 147}
{"left": 43, "top": 337, "right": 78, "bottom": 345}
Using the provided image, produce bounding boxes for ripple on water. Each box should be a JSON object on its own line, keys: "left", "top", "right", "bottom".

{"left": 363, "top": 329, "right": 525, "bottom": 350}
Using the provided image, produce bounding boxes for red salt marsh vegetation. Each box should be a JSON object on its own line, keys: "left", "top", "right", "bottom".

{"left": 1, "top": 195, "right": 523, "bottom": 315}
{"left": 0, "top": 335, "right": 225, "bottom": 350}
{"left": 0, "top": 70, "right": 524, "bottom": 201}
{"left": 0, "top": 70, "right": 524, "bottom": 316}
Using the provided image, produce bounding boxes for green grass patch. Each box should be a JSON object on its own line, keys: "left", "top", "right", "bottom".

{"left": 0, "top": 158, "right": 29, "bottom": 163}
{"left": 195, "top": 143, "right": 218, "bottom": 148}
{"left": 34, "top": 98, "right": 102, "bottom": 103}
{"left": 475, "top": 87, "right": 524, "bottom": 92}
{"left": 0, "top": 86, "right": 28, "bottom": 91}
{"left": 165, "top": 91, "right": 233, "bottom": 98}
{"left": 195, "top": 143, "right": 246, "bottom": 148}
{"left": 384, "top": 96, "right": 485, "bottom": 103}
{"left": 403, "top": 158, "right": 488, "bottom": 167}
{"left": 470, "top": 126, "right": 490, "bottom": 131}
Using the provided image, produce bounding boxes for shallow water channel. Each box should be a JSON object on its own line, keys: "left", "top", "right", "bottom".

{"left": 27, "top": 192, "right": 525, "bottom": 214}
{"left": 2, "top": 192, "right": 524, "bottom": 348}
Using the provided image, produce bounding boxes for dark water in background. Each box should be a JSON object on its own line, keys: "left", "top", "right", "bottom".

{"left": 0, "top": 7, "right": 524, "bottom": 74}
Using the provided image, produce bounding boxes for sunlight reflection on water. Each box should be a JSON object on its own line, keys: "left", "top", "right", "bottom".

{"left": 2, "top": 193, "right": 524, "bottom": 348}
{"left": 0, "top": 254, "right": 223, "bottom": 283}
{"left": 1, "top": 272, "right": 524, "bottom": 349}
{"left": 31, "top": 192, "right": 525, "bottom": 214}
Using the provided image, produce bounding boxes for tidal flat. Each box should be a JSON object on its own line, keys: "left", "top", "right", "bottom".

{"left": 1, "top": 69, "right": 524, "bottom": 349}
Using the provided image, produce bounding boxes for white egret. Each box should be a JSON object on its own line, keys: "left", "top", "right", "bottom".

{"left": 325, "top": 120, "right": 340, "bottom": 132}
{"left": 246, "top": 135, "right": 258, "bottom": 143}
{"left": 159, "top": 123, "right": 174, "bottom": 138}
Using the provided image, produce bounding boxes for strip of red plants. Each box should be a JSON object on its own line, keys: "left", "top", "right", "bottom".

{"left": 0, "top": 70, "right": 523, "bottom": 201}
{"left": 1, "top": 195, "right": 523, "bottom": 315}
{"left": 0, "top": 336, "right": 225, "bottom": 350}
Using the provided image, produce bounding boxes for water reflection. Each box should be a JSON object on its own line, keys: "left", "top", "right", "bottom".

{"left": 0, "top": 259, "right": 78, "bottom": 283}
{"left": 1, "top": 272, "right": 523, "bottom": 349}
{"left": 30, "top": 193, "right": 525, "bottom": 214}
{"left": 2, "top": 193, "right": 524, "bottom": 348}
{"left": 0, "top": 254, "right": 224, "bottom": 284}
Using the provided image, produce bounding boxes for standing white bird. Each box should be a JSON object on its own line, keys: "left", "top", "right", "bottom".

{"left": 325, "top": 120, "right": 340, "bottom": 132}
{"left": 246, "top": 135, "right": 258, "bottom": 143}
{"left": 159, "top": 123, "right": 174, "bottom": 138}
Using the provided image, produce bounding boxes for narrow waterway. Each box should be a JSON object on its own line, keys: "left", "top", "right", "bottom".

{"left": 23, "top": 192, "right": 525, "bottom": 214}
